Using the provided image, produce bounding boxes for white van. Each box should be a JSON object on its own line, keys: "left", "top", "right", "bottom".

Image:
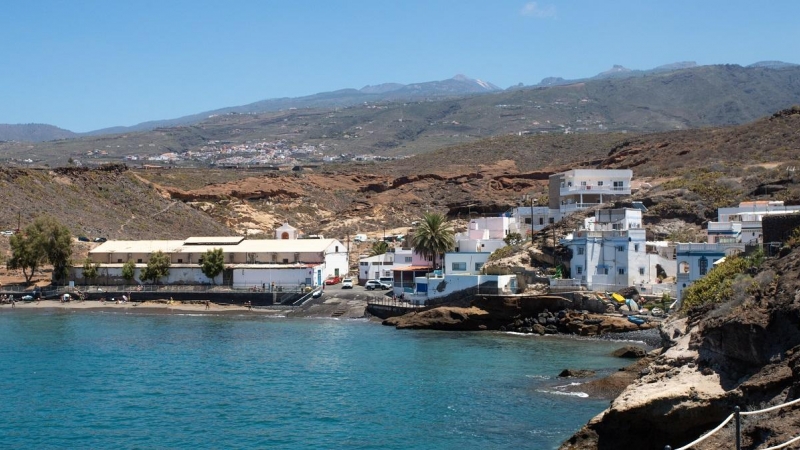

{"left": 354, "top": 234, "right": 367, "bottom": 242}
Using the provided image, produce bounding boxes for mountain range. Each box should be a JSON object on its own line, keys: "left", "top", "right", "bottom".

{"left": 0, "top": 61, "right": 795, "bottom": 143}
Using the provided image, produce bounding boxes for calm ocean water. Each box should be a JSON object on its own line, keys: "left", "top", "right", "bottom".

{"left": 0, "top": 310, "right": 638, "bottom": 449}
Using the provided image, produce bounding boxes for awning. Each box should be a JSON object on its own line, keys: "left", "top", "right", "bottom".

{"left": 392, "top": 266, "right": 433, "bottom": 272}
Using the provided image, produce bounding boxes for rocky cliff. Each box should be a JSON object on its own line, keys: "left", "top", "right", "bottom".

{"left": 560, "top": 245, "right": 800, "bottom": 450}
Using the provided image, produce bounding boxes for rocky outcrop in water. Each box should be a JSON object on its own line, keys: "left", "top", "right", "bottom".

{"left": 383, "top": 299, "right": 657, "bottom": 336}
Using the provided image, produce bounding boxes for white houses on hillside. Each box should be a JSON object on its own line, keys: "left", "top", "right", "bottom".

{"left": 73, "top": 229, "right": 348, "bottom": 289}
{"left": 708, "top": 201, "right": 800, "bottom": 245}
{"left": 455, "top": 216, "right": 515, "bottom": 253}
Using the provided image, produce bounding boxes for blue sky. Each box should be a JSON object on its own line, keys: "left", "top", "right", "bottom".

{"left": 1, "top": 0, "right": 798, "bottom": 132}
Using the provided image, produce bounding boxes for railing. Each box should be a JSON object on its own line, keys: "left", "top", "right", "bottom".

{"left": 665, "top": 398, "right": 800, "bottom": 450}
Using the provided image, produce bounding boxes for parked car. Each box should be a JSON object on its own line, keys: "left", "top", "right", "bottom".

{"left": 325, "top": 276, "right": 341, "bottom": 285}
{"left": 1, "top": 230, "right": 14, "bottom": 236}
{"left": 94, "top": 237, "right": 107, "bottom": 242}
{"left": 78, "top": 236, "right": 90, "bottom": 242}
{"left": 365, "top": 280, "right": 391, "bottom": 290}
{"left": 341, "top": 278, "right": 354, "bottom": 289}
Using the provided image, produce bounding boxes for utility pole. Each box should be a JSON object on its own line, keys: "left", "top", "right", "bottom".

{"left": 530, "top": 197, "right": 535, "bottom": 243}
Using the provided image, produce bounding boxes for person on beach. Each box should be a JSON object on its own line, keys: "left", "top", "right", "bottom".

{"left": 11, "top": 297, "right": 15, "bottom": 308}
{"left": 205, "top": 300, "right": 210, "bottom": 310}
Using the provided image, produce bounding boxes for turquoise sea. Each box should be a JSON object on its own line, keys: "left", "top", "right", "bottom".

{"left": 0, "top": 310, "right": 639, "bottom": 449}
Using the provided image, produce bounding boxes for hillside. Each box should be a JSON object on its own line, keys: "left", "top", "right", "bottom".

{"left": 0, "top": 164, "right": 231, "bottom": 241}
{"left": 3, "top": 65, "right": 800, "bottom": 166}
{"left": 0, "top": 123, "right": 78, "bottom": 143}
{"left": 0, "top": 107, "right": 798, "bottom": 270}
{"left": 126, "top": 107, "right": 800, "bottom": 242}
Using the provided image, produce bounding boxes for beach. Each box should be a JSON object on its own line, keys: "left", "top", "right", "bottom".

{"left": 0, "top": 299, "right": 281, "bottom": 315}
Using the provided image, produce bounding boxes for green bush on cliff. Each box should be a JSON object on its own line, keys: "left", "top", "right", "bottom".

{"left": 681, "top": 249, "right": 764, "bottom": 311}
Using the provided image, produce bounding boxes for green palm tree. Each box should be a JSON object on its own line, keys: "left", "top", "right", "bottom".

{"left": 370, "top": 240, "right": 389, "bottom": 256}
{"left": 411, "top": 212, "right": 455, "bottom": 270}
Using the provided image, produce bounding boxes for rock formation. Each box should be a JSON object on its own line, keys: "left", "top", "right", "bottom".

{"left": 560, "top": 245, "right": 800, "bottom": 450}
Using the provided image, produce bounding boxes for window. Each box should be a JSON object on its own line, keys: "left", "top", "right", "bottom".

{"left": 452, "top": 262, "right": 467, "bottom": 271}
{"left": 597, "top": 181, "right": 604, "bottom": 186}
{"left": 699, "top": 257, "right": 708, "bottom": 276}
{"left": 475, "top": 262, "right": 484, "bottom": 271}
{"left": 360, "top": 262, "right": 369, "bottom": 266}
{"left": 335, "top": 246, "right": 339, "bottom": 253}
{"left": 117, "top": 259, "right": 122, "bottom": 263}
{"left": 618, "top": 267, "right": 626, "bottom": 275}
{"left": 549, "top": 218, "right": 555, "bottom": 224}
{"left": 524, "top": 218, "right": 532, "bottom": 224}
{"left": 639, "top": 267, "right": 645, "bottom": 275}
{"left": 137, "top": 259, "right": 142, "bottom": 263}
{"left": 616, "top": 245, "right": 625, "bottom": 252}
{"left": 576, "top": 266, "right": 583, "bottom": 275}
{"left": 177, "top": 259, "right": 183, "bottom": 263}
{"left": 404, "top": 257, "right": 412, "bottom": 263}
{"left": 283, "top": 258, "right": 289, "bottom": 264}
{"left": 577, "top": 247, "right": 585, "bottom": 255}
{"left": 613, "top": 181, "right": 624, "bottom": 190}
{"left": 539, "top": 218, "right": 544, "bottom": 225}
{"left": 597, "top": 267, "right": 608, "bottom": 275}
{"left": 634, "top": 244, "right": 640, "bottom": 252}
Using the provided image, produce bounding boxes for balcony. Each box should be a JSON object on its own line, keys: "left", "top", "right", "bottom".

{"left": 560, "top": 185, "right": 630, "bottom": 196}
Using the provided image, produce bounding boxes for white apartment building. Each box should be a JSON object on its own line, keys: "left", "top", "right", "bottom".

{"left": 512, "top": 169, "right": 633, "bottom": 236}
{"left": 550, "top": 169, "right": 633, "bottom": 214}
{"left": 559, "top": 208, "right": 675, "bottom": 295}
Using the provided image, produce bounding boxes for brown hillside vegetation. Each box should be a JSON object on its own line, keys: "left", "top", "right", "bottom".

{"left": 597, "top": 105, "right": 800, "bottom": 176}
{"left": 0, "top": 164, "right": 231, "bottom": 241}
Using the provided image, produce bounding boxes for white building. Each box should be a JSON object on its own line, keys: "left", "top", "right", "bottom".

{"left": 559, "top": 208, "right": 675, "bottom": 295}
{"left": 511, "top": 168, "right": 633, "bottom": 237}
{"left": 708, "top": 201, "right": 800, "bottom": 244}
{"left": 74, "top": 233, "right": 348, "bottom": 289}
{"left": 406, "top": 272, "right": 518, "bottom": 305}
{"left": 444, "top": 252, "right": 490, "bottom": 275}
{"left": 358, "top": 252, "right": 399, "bottom": 284}
{"left": 549, "top": 169, "right": 632, "bottom": 214}
{"left": 455, "top": 216, "right": 515, "bottom": 253}
{"left": 675, "top": 242, "right": 745, "bottom": 305}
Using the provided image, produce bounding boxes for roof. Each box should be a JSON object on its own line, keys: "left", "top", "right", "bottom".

{"left": 184, "top": 236, "right": 245, "bottom": 245}
{"left": 392, "top": 265, "right": 433, "bottom": 272}
{"left": 90, "top": 237, "right": 343, "bottom": 255}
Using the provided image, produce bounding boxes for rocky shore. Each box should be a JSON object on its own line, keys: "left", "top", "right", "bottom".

{"left": 383, "top": 304, "right": 657, "bottom": 337}
{"left": 559, "top": 245, "right": 800, "bottom": 450}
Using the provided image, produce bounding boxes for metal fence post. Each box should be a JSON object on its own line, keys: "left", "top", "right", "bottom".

{"left": 735, "top": 406, "right": 741, "bottom": 450}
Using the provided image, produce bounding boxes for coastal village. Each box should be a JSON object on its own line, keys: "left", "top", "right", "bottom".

{"left": 5, "top": 166, "right": 795, "bottom": 337}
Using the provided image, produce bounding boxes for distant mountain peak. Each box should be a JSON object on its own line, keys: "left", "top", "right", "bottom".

{"left": 450, "top": 74, "right": 500, "bottom": 91}
{"left": 748, "top": 60, "right": 799, "bottom": 69}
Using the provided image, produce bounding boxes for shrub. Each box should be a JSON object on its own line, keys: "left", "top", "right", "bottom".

{"left": 681, "top": 250, "right": 764, "bottom": 311}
